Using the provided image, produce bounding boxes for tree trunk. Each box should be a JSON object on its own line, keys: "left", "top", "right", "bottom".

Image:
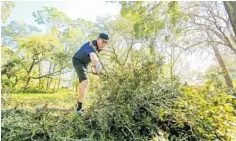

{"left": 23, "top": 60, "right": 36, "bottom": 90}
{"left": 57, "top": 70, "right": 62, "bottom": 91}
{"left": 170, "top": 45, "right": 174, "bottom": 79}
{"left": 38, "top": 62, "right": 41, "bottom": 88}
{"left": 48, "top": 65, "right": 56, "bottom": 89}
{"left": 53, "top": 78, "right": 57, "bottom": 91}
{"left": 24, "top": 77, "right": 31, "bottom": 90}
{"left": 46, "top": 61, "right": 52, "bottom": 89}
{"left": 212, "top": 45, "right": 233, "bottom": 87}
{"left": 224, "top": 1, "right": 236, "bottom": 36}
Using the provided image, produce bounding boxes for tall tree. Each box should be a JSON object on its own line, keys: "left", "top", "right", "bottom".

{"left": 224, "top": 1, "right": 236, "bottom": 36}
{"left": 33, "top": 7, "right": 71, "bottom": 89}
{"left": 188, "top": 2, "right": 236, "bottom": 55}
{"left": 207, "top": 31, "right": 233, "bottom": 87}
{"left": 120, "top": 1, "right": 188, "bottom": 79}
{"left": 33, "top": 6, "right": 72, "bottom": 31}
{"left": 33, "top": 7, "right": 94, "bottom": 90}
{"left": 19, "top": 34, "right": 61, "bottom": 89}
{"left": 181, "top": 1, "right": 234, "bottom": 87}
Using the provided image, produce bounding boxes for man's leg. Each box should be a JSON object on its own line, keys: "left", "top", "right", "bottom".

{"left": 77, "top": 79, "right": 89, "bottom": 111}
{"left": 72, "top": 58, "right": 88, "bottom": 111}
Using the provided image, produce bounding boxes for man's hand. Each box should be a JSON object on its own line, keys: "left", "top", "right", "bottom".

{"left": 95, "top": 62, "right": 102, "bottom": 73}
{"left": 91, "top": 65, "right": 102, "bottom": 78}
{"left": 90, "top": 52, "right": 102, "bottom": 73}
{"left": 91, "top": 65, "right": 96, "bottom": 73}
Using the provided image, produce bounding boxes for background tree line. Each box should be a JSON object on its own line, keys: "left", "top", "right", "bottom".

{"left": 1, "top": 1, "right": 236, "bottom": 93}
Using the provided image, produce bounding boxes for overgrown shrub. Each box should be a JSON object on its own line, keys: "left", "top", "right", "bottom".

{"left": 84, "top": 58, "right": 196, "bottom": 140}
{"left": 175, "top": 85, "right": 236, "bottom": 140}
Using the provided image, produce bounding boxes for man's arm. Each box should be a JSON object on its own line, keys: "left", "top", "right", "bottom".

{"left": 89, "top": 52, "right": 102, "bottom": 74}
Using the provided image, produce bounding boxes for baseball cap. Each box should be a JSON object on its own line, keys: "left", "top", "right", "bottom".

{"left": 98, "top": 33, "right": 109, "bottom": 41}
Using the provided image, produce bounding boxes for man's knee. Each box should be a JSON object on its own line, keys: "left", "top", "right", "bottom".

{"left": 81, "top": 79, "right": 89, "bottom": 86}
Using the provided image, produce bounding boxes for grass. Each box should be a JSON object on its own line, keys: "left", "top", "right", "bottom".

{"left": 2, "top": 89, "right": 97, "bottom": 110}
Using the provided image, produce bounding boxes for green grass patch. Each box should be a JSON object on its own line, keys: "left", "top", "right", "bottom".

{"left": 2, "top": 90, "right": 96, "bottom": 110}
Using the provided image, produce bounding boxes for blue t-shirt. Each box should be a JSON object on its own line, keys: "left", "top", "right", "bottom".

{"left": 73, "top": 40, "right": 98, "bottom": 66}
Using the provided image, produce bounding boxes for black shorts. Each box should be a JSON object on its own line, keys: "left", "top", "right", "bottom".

{"left": 72, "top": 58, "right": 88, "bottom": 83}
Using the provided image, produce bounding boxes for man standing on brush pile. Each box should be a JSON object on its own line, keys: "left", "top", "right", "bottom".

{"left": 72, "top": 33, "right": 109, "bottom": 113}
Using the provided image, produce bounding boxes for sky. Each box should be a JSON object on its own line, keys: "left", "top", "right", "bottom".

{"left": 7, "top": 1, "right": 121, "bottom": 22}
{"left": 6, "top": 1, "right": 121, "bottom": 31}
{"left": 3, "top": 0, "right": 216, "bottom": 84}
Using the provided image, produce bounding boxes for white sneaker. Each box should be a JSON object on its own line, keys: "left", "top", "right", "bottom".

{"left": 76, "top": 109, "right": 85, "bottom": 114}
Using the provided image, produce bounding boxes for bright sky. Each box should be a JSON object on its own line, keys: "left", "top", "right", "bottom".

{"left": 6, "top": 0, "right": 121, "bottom": 30}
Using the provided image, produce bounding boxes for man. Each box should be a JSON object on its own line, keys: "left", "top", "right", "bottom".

{"left": 72, "top": 33, "right": 109, "bottom": 113}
